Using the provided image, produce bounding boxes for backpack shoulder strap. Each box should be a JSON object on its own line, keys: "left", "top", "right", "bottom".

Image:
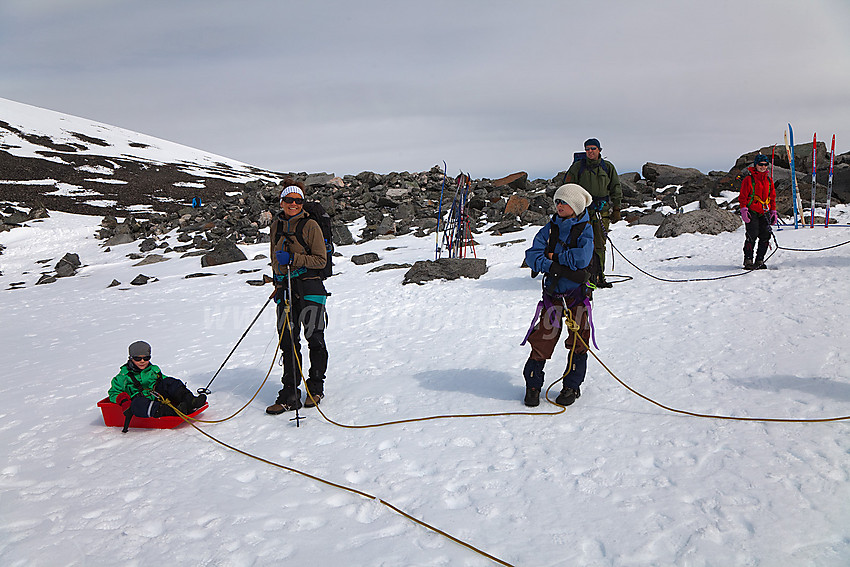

{"left": 293, "top": 216, "right": 311, "bottom": 253}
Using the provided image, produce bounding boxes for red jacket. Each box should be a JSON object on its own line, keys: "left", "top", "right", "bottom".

{"left": 739, "top": 167, "right": 776, "bottom": 214}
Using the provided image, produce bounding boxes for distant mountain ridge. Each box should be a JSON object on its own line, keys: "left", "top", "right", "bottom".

{"left": 0, "top": 98, "right": 284, "bottom": 216}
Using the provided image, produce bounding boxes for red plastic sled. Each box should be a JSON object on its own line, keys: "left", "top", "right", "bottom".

{"left": 97, "top": 397, "right": 208, "bottom": 429}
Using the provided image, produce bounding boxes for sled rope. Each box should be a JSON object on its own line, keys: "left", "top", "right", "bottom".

{"left": 168, "top": 401, "right": 516, "bottom": 566}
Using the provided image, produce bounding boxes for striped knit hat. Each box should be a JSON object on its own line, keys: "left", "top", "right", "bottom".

{"left": 280, "top": 185, "right": 304, "bottom": 200}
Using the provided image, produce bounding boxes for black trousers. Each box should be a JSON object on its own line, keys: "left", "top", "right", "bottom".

{"left": 743, "top": 213, "right": 771, "bottom": 262}
{"left": 275, "top": 277, "right": 328, "bottom": 401}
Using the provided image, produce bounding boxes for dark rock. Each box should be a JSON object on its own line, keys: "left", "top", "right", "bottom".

{"left": 351, "top": 252, "right": 380, "bottom": 265}
{"left": 139, "top": 238, "right": 157, "bottom": 252}
{"left": 104, "top": 233, "right": 135, "bottom": 246}
{"left": 403, "top": 258, "right": 488, "bottom": 285}
{"left": 201, "top": 239, "right": 247, "bottom": 267}
{"left": 130, "top": 274, "right": 152, "bottom": 285}
{"left": 107, "top": 279, "right": 121, "bottom": 287}
{"left": 368, "top": 263, "right": 413, "bottom": 273}
{"left": 185, "top": 273, "right": 216, "bottom": 279}
{"left": 55, "top": 253, "right": 81, "bottom": 277}
{"left": 642, "top": 163, "right": 707, "bottom": 188}
{"left": 654, "top": 198, "right": 740, "bottom": 238}
{"left": 36, "top": 274, "right": 57, "bottom": 285}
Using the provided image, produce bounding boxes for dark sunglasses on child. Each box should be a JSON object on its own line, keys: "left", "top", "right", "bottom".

{"left": 132, "top": 355, "right": 151, "bottom": 362}
{"left": 282, "top": 196, "right": 304, "bottom": 204}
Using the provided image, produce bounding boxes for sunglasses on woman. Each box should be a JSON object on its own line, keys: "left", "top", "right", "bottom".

{"left": 132, "top": 355, "right": 151, "bottom": 362}
{"left": 281, "top": 196, "right": 304, "bottom": 204}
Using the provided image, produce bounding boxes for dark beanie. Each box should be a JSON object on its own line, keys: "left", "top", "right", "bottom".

{"left": 128, "top": 341, "right": 151, "bottom": 358}
{"left": 584, "top": 138, "right": 601, "bottom": 150}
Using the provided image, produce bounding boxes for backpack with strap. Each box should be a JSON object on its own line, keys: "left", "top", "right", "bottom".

{"left": 530, "top": 215, "right": 590, "bottom": 284}
{"left": 563, "top": 151, "right": 610, "bottom": 185}
{"left": 276, "top": 201, "right": 334, "bottom": 279}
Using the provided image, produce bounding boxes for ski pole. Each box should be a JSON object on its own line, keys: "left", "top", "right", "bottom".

{"left": 285, "top": 264, "right": 304, "bottom": 427}
{"left": 826, "top": 134, "right": 835, "bottom": 227}
{"left": 435, "top": 160, "right": 446, "bottom": 260}
{"left": 811, "top": 133, "right": 817, "bottom": 228}
{"left": 199, "top": 297, "right": 272, "bottom": 395}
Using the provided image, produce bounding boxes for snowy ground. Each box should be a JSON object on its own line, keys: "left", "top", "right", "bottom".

{"left": 2, "top": 206, "right": 850, "bottom": 566}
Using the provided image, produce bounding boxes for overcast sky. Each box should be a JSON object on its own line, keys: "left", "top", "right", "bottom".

{"left": 2, "top": 0, "right": 849, "bottom": 180}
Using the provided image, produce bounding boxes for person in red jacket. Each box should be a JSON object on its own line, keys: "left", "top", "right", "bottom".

{"left": 739, "top": 154, "right": 778, "bottom": 269}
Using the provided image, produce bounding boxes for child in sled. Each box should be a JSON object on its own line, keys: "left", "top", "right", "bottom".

{"left": 108, "top": 341, "right": 206, "bottom": 418}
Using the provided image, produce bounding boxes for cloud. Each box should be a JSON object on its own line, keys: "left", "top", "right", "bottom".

{"left": 2, "top": 0, "right": 849, "bottom": 179}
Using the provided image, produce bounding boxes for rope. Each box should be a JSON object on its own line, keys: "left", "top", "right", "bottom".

{"left": 161, "top": 400, "right": 516, "bottom": 566}
{"left": 607, "top": 235, "right": 779, "bottom": 283}
{"left": 774, "top": 238, "right": 850, "bottom": 252}
{"left": 558, "top": 310, "right": 850, "bottom": 424}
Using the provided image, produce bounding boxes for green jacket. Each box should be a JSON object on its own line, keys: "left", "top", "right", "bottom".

{"left": 564, "top": 158, "right": 622, "bottom": 210}
{"left": 108, "top": 362, "right": 164, "bottom": 402}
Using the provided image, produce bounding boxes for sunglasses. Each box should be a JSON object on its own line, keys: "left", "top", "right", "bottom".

{"left": 281, "top": 196, "right": 304, "bottom": 204}
{"left": 585, "top": 146, "right": 599, "bottom": 151}
{"left": 132, "top": 355, "right": 151, "bottom": 362}
{"left": 555, "top": 199, "right": 568, "bottom": 206}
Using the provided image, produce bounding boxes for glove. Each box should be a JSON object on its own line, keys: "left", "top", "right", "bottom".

{"left": 275, "top": 250, "right": 291, "bottom": 266}
{"left": 115, "top": 392, "right": 131, "bottom": 411}
{"left": 769, "top": 210, "right": 778, "bottom": 224}
{"left": 547, "top": 260, "right": 565, "bottom": 276}
{"left": 611, "top": 207, "right": 621, "bottom": 223}
{"left": 740, "top": 207, "right": 750, "bottom": 224}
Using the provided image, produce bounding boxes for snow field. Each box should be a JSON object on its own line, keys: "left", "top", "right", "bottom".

{"left": 2, "top": 207, "right": 850, "bottom": 566}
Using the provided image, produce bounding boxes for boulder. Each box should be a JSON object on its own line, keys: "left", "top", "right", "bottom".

{"left": 130, "top": 274, "right": 152, "bottom": 285}
{"left": 54, "top": 253, "right": 81, "bottom": 277}
{"left": 493, "top": 172, "right": 528, "bottom": 191}
{"left": 402, "top": 258, "right": 488, "bottom": 285}
{"left": 503, "top": 195, "right": 530, "bottom": 217}
{"left": 351, "top": 252, "right": 380, "bottom": 265}
{"left": 104, "top": 233, "right": 135, "bottom": 246}
{"left": 654, "top": 198, "right": 740, "bottom": 238}
{"left": 201, "top": 239, "right": 247, "bottom": 267}
{"left": 642, "top": 163, "right": 707, "bottom": 188}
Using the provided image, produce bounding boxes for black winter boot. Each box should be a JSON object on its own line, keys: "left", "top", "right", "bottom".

{"left": 557, "top": 353, "right": 588, "bottom": 406}
{"left": 524, "top": 388, "right": 540, "bottom": 407}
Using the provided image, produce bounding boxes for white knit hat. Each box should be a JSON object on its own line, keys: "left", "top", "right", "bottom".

{"left": 280, "top": 185, "right": 304, "bottom": 200}
{"left": 553, "top": 183, "right": 592, "bottom": 216}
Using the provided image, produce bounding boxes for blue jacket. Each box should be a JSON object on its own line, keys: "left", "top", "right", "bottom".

{"left": 525, "top": 211, "right": 594, "bottom": 295}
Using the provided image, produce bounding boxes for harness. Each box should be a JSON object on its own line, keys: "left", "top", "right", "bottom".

{"left": 522, "top": 216, "right": 598, "bottom": 349}
{"left": 530, "top": 215, "right": 590, "bottom": 286}
{"left": 744, "top": 171, "right": 774, "bottom": 210}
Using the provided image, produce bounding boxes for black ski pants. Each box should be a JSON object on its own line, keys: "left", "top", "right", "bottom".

{"left": 743, "top": 213, "right": 771, "bottom": 262}
{"left": 275, "top": 277, "right": 328, "bottom": 402}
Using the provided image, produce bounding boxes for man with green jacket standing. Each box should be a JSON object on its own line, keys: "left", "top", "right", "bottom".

{"left": 563, "top": 138, "right": 621, "bottom": 288}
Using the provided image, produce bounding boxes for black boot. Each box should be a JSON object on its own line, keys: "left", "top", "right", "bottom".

{"left": 523, "top": 358, "right": 545, "bottom": 407}
{"left": 557, "top": 353, "right": 587, "bottom": 406}
{"left": 555, "top": 387, "right": 580, "bottom": 406}
{"left": 191, "top": 393, "right": 207, "bottom": 409}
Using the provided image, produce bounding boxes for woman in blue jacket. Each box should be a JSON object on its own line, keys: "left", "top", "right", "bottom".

{"left": 522, "top": 184, "right": 595, "bottom": 407}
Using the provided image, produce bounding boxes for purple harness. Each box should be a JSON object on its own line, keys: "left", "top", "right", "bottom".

{"left": 520, "top": 289, "right": 597, "bottom": 349}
